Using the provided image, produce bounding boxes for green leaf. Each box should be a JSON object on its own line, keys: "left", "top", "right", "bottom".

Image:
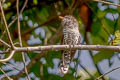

{"left": 33, "top": 0, "right": 38, "bottom": 5}
{"left": 30, "top": 61, "right": 41, "bottom": 77}
{"left": 105, "top": 8, "right": 118, "bottom": 13}
{"left": 91, "top": 19, "right": 110, "bottom": 45}
{"left": 43, "top": 65, "right": 48, "bottom": 78}
{"left": 38, "top": 7, "right": 50, "bottom": 23}
{"left": 117, "top": 17, "right": 120, "bottom": 27}
{"left": 102, "top": 18, "right": 114, "bottom": 33}
{"left": 93, "top": 51, "right": 114, "bottom": 64}
{"left": 92, "top": 19, "right": 101, "bottom": 36}
{"left": 91, "top": 28, "right": 108, "bottom": 45}
{"left": 97, "top": 10, "right": 106, "bottom": 18}
{"left": 45, "top": 51, "right": 61, "bottom": 68}
{"left": 27, "top": 52, "right": 38, "bottom": 59}
{"left": 12, "top": 52, "right": 22, "bottom": 61}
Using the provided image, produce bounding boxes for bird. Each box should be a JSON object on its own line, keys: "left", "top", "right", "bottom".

{"left": 59, "top": 15, "right": 81, "bottom": 74}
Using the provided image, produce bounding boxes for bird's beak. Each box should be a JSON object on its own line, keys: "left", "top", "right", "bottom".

{"left": 59, "top": 16, "right": 64, "bottom": 20}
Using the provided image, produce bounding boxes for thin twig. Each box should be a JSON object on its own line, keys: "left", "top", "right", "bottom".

{"left": 85, "top": 31, "right": 105, "bottom": 80}
{"left": 86, "top": 33, "right": 104, "bottom": 78}
{"left": 8, "top": 0, "right": 28, "bottom": 27}
{"left": 93, "top": 0, "right": 120, "bottom": 7}
{"left": 0, "top": 2, "right": 14, "bottom": 49}
{"left": 95, "top": 66, "right": 120, "bottom": 80}
{"left": 0, "top": 50, "right": 15, "bottom": 62}
{"left": 12, "top": 51, "right": 46, "bottom": 79}
{"left": 79, "top": 63, "right": 95, "bottom": 79}
{"left": 0, "top": 67, "right": 13, "bottom": 80}
{"left": 74, "top": 51, "right": 81, "bottom": 77}
{"left": 89, "top": 50, "right": 105, "bottom": 79}
{"left": 0, "top": 39, "right": 11, "bottom": 48}
{"left": 20, "top": 0, "right": 28, "bottom": 13}
{"left": 16, "top": 0, "right": 30, "bottom": 80}
{"left": 0, "top": 50, "right": 9, "bottom": 54}
{"left": 0, "top": 0, "right": 28, "bottom": 39}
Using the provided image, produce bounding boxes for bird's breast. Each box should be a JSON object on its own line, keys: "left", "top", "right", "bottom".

{"left": 63, "top": 29, "right": 80, "bottom": 45}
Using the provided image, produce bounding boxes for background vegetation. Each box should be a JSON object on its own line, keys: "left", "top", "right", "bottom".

{"left": 0, "top": 0, "right": 120, "bottom": 80}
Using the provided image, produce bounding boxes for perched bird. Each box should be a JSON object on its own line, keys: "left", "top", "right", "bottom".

{"left": 59, "top": 15, "right": 81, "bottom": 74}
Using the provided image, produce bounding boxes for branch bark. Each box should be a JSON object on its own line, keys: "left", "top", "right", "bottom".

{"left": 16, "top": 0, "right": 30, "bottom": 80}
{"left": 1, "top": 44, "right": 119, "bottom": 62}
{"left": 13, "top": 45, "right": 120, "bottom": 52}
{"left": 93, "top": 0, "right": 120, "bottom": 7}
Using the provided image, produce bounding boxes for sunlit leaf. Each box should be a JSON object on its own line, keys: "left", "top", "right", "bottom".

{"left": 33, "top": 0, "right": 38, "bottom": 5}
{"left": 109, "top": 30, "right": 120, "bottom": 45}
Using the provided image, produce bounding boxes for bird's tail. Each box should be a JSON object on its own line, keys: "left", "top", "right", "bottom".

{"left": 59, "top": 50, "right": 75, "bottom": 74}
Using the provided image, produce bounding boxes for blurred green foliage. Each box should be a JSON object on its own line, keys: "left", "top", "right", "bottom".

{"left": 0, "top": 0, "right": 120, "bottom": 80}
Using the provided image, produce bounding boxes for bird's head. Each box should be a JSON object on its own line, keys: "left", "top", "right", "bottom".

{"left": 59, "top": 15, "right": 78, "bottom": 29}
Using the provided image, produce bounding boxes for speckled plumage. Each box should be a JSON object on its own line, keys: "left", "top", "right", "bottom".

{"left": 60, "top": 15, "right": 81, "bottom": 74}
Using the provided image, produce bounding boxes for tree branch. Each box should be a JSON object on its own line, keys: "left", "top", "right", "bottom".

{"left": 13, "top": 45, "right": 120, "bottom": 52}
{"left": 10, "top": 44, "right": 120, "bottom": 79}
{"left": 0, "top": 39, "right": 11, "bottom": 48}
{"left": 12, "top": 51, "right": 46, "bottom": 79}
{"left": 93, "top": 0, "right": 120, "bottom": 7}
